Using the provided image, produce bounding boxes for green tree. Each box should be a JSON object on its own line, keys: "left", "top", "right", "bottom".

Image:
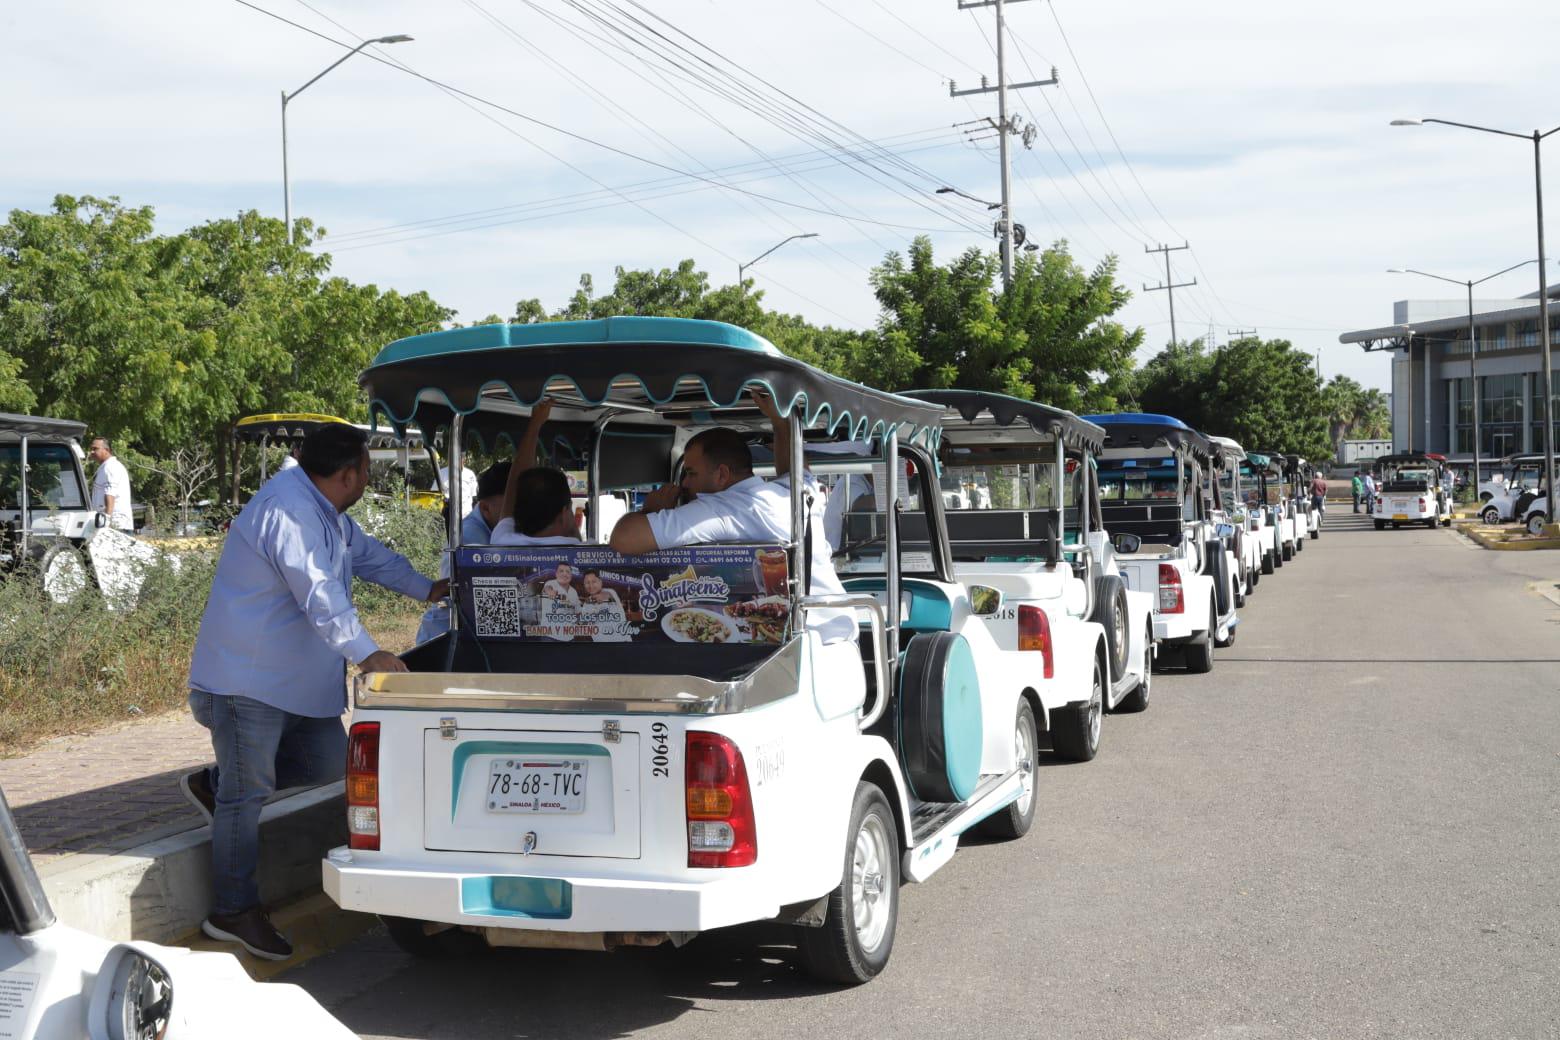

{"left": 1132, "top": 335, "right": 1331, "bottom": 458}
{"left": 863, "top": 236, "right": 1141, "bottom": 410}
{"left": 1322, "top": 375, "right": 1390, "bottom": 448}
{"left": 1131, "top": 338, "right": 1214, "bottom": 423}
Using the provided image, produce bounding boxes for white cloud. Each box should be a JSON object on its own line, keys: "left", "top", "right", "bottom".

{"left": 5, "top": 0, "right": 1560, "bottom": 395}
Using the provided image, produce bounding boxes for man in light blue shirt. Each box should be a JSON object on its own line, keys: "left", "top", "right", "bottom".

{"left": 182, "top": 423, "right": 445, "bottom": 960}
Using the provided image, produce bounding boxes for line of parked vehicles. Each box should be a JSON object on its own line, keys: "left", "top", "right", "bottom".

{"left": 315, "top": 317, "right": 1331, "bottom": 986}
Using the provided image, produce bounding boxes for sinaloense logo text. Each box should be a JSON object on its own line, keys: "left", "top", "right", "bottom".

{"left": 637, "top": 571, "right": 730, "bottom": 621}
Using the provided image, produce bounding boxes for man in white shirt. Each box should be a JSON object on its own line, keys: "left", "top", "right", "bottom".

{"left": 608, "top": 398, "right": 854, "bottom": 643}
{"left": 278, "top": 445, "right": 301, "bottom": 471}
{"left": 435, "top": 463, "right": 479, "bottom": 519}
{"left": 88, "top": 437, "right": 134, "bottom": 532}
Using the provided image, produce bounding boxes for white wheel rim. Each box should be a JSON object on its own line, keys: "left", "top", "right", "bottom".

{"left": 1014, "top": 712, "right": 1035, "bottom": 818}
{"left": 1111, "top": 599, "right": 1126, "bottom": 667}
{"left": 851, "top": 811, "right": 893, "bottom": 953}
{"left": 43, "top": 552, "right": 86, "bottom": 604}
{"left": 1087, "top": 671, "right": 1102, "bottom": 749}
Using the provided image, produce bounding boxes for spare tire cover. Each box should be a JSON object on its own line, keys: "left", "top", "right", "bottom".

{"left": 896, "top": 631, "right": 984, "bottom": 803}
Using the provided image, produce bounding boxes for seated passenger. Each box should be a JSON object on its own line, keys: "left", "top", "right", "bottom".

{"left": 414, "top": 402, "right": 552, "bottom": 644}
{"left": 413, "top": 459, "right": 511, "bottom": 644}
{"left": 491, "top": 466, "right": 583, "bottom": 546}
{"left": 608, "top": 392, "right": 854, "bottom": 643}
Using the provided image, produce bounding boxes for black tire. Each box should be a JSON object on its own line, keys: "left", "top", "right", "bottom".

{"left": 1423, "top": 516, "right": 1436, "bottom": 530}
{"left": 1480, "top": 506, "right": 1501, "bottom": 525}
{"left": 1374, "top": 519, "right": 1386, "bottom": 531}
{"left": 1184, "top": 604, "right": 1215, "bottom": 674}
{"left": 1261, "top": 549, "right": 1274, "bottom": 575}
{"left": 1089, "top": 576, "right": 1129, "bottom": 682}
{"left": 798, "top": 783, "right": 899, "bottom": 985}
{"left": 976, "top": 700, "right": 1039, "bottom": 840}
{"left": 1527, "top": 513, "right": 1548, "bottom": 536}
{"left": 1114, "top": 626, "right": 1152, "bottom": 713}
{"left": 1309, "top": 525, "right": 1319, "bottom": 540}
{"left": 381, "top": 916, "right": 489, "bottom": 958}
{"left": 1294, "top": 530, "right": 1304, "bottom": 552}
{"left": 1442, "top": 515, "right": 1452, "bottom": 527}
{"left": 1281, "top": 541, "right": 1293, "bottom": 561}
{"left": 1234, "top": 566, "right": 1246, "bottom": 608}
{"left": 1051, "top": 657, "right": 1104, "bottom": 762}
{"left": 1248, "top": 557, "right": 1260, "bottom": 588}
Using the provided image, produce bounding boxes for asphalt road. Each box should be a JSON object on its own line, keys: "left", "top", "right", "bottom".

{"left": 282, "top": 511, "right": 1560, "bottom": 1040}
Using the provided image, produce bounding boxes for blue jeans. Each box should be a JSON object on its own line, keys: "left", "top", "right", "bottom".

{"left": 188, "top": 691, "right": 345, "bottom": 915}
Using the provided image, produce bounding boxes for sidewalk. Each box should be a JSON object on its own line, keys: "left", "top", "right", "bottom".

{"left": 0, "top": 710, "right": 214, "bottom": 866}
{"left": 1, "top": 707, "right": 352, "bottom": 951}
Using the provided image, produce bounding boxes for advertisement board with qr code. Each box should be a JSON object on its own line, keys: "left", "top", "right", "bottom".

{"left": 454, "top": 545, "right": 791, "bottom": 645}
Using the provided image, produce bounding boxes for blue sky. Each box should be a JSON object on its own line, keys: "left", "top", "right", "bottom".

{"left": 5, "top": 0, "right": 1560, "bottom": 393}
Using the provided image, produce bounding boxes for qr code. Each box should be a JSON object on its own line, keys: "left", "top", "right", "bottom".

{"left": 472, "top": 580, "right": 522, "bottom": 637}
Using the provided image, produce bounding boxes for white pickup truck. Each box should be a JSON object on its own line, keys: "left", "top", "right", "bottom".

{"left": 1083, "top": 413, "right": 1239, "bottom": 671}
{"left": 905, "top": 390, "right": 1154, "bottom": 762}
{"left": 324, "top": 317, "right": 1061, "bottom": 985}
{"left": 1372, "top": 452, "right": 1453, "bottom": 530}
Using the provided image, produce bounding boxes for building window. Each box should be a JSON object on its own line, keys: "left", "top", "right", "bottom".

{"left": 1530, "top": 369, "right": 1559, "bottom": 454}
{"left": 1459, "top": 374, "right": 1526, "bottom": 456}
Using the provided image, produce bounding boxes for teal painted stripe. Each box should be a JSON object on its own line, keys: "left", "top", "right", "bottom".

{"left": 460, "top": 876, "right": 573, "bottom": 920}
{"left": 451, "top": 741, "right": 610, "bottom": 819}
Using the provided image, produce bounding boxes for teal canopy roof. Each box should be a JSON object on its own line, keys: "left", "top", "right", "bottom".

{"left": 361, "top": 316, "right": 941, "bottom": 449}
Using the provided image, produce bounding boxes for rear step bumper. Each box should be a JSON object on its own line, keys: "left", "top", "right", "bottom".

{"left": 1151, "top": 612, "right": 1197, "bottom": 642}
{"left": 323, "top": 850, "right": 779, "bottom": 934}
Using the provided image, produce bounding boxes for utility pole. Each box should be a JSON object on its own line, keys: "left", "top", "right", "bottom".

{"left": 950, "top": 0, "right": 1056, "bottom": 290}
{"left": 1144, "top": 242, "right": 1196, "bottom": 347}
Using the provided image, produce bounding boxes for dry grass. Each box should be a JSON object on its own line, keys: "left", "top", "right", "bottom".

{"left": 0, "top": 502, "right": 444, "bottom": 757}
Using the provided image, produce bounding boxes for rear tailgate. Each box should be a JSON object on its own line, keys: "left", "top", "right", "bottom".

{"left": 424, "top": 725, "right": 641, "bottom": 859}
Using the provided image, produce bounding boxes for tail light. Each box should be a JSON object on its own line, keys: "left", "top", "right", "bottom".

{"left": 1418, "top": 498, "right": 1427, "bottom": 510}
{"left": 1017, "top": 604, "right": 1055, "bottom": 678}
{"left": 346, "top": 722, "right": 381, "bottom": 851}
{"left": 1158, "top": 564, "right": 1184, "bottom": 614}
{"left": 686, "top": 732, "right": 757, "bottom": 868}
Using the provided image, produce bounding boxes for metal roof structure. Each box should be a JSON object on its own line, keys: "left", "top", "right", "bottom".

{"left": 1338, "top": 298, "right": 1557, "bottom": 351}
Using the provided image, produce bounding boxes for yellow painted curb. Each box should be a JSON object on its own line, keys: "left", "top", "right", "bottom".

{"left": 1460, "top": 525, "right": 1560, "bottom": 551}
{"left": 178, "top": 891, "right": 377, "bottom": 981}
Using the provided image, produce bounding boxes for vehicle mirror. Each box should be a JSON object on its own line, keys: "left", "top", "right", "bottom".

{"left": 968, "top": 585, "right": 1003, "bottom": 616}
{"left": 94, "top": 512, "right": 108, "bottom": 529}
{"left": 1113, "top": 532, "right": 1141, "bottom": 554}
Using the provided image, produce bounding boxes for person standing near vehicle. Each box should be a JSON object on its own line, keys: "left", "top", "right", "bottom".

{"left": 1361, "top": 471, "right": 1377, "bottom": 515}
{"left": 1309, "top": 471, "right": 1328, "bottom": 520}
{"left": 182, "top": 423, "right": 447, "bottom": 961}
{"left": 87, "top": 437, "right": 134, "bottom": 532}
{"left": 1351, "top": 471, "right": 1363, "bottom": 513}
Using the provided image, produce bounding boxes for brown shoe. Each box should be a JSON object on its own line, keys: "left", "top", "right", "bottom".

{"left": 180, "top": 767, "right": 216, "bottom": 823}
{"left": 202, "top": 907, "right": 293, "bottom": 961}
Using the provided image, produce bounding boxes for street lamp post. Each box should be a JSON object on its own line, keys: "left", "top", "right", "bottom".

{"left": 1388, "top": 259, "right": 1545, "bottom": 498}
{"left": 282, "top": 34, "right": 412, "bottom": 245}
{"left": 738, "top": 233, "right": 818, "bottom": 292}
{"left": 1393, "top": 117, "right": 1560, "bottom": 524}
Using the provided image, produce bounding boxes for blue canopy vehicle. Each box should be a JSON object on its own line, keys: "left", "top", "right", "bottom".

{"left": 326, "top": 318, "right": 1050, "bottom": 985}
{"left": 1083, "top": 413, "right": 1240, "bottom": 671}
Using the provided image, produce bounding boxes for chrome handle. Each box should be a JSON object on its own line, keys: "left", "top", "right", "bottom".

{"left": 797, "top": 594, "right": 890, "bottom": 731}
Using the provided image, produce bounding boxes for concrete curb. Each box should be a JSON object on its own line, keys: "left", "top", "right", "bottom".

{"left": 37, "top": 781, "right": 346, "bottom": 944}
{"left": 1456, "top": 523, "right": 1560, "bottom": 552}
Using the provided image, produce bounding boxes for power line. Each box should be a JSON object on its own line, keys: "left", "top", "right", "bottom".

{"left": 325, "top": 129, "right": 961, "bottom": 246}
{"left": 233, "top": 0, "right": 980, "bottom": 236}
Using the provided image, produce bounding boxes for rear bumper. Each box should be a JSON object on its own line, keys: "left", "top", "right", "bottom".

{"left": 323, "top": 849, "right": 780, "bottom": 933}
{"left": 1151, "top": 612, "right": 1197, "bottom": 642}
